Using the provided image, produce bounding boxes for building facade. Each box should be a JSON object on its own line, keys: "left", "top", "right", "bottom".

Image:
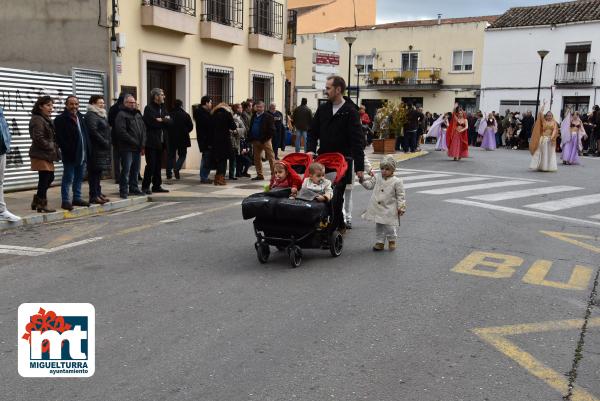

{"left": 294, "top": 16, "right": 497, "bottom": 117}
{"left": 288, "top": 0, "right": 376, "bottom": 34}
{"left": 116, "top": 0, "right": 292, "bottom": 169}
{"left": 480, "top": 0, "right": 600, "bottom": 117}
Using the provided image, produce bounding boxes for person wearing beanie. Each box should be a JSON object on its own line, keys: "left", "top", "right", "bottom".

{"left": 360, "top": 155, "right": 406, "bottom": 251}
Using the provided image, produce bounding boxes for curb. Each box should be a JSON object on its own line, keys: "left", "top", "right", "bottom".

{"left": 0, "top": 196, "right": 149, "bottom": 231}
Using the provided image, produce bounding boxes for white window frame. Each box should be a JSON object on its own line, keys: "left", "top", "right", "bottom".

{"left": 249, "top": 70, "right": 275, "bottom": 104}
{"left": 400, "top": 51, "right": 419, "bottom": 72}
{"left": 203, "top": 63, "right": 234, "bottom": 104}
{"left": 450, "top": 49, "right": 474, "bottom": 74}
{"left": 355, "top": 54, "right": 374, "bottom": 75}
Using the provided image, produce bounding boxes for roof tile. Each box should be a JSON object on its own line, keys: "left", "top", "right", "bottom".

{"left": 490, "top": 0, "right": 600, "bottom": 28}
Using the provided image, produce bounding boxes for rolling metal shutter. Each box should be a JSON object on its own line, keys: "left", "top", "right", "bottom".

{"left": 0, "top": 67, "right": 106, "bottom": 191}
{"left": 0, "top": 67, "right": 72, "bottom": 191}
{"left": 73, "top": 68, "right": 107, "bottom": 113}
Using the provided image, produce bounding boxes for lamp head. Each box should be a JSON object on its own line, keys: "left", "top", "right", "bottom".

{"left": 537, "top": 50, "right": 549, "bottom": 59}
{"left": 344, "top": 36, "right": 357, "bottom": 45}
{"left": 355, "top": 64, "right": 364, "bottom": 72}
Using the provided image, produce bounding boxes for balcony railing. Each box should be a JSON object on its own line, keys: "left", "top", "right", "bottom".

{"left": 554, "top": 62, "right": 596, "bottom": 85}
{"left": 200, "top": 0, "right": 243, "bottom": 29}
{"left": 367, "top": 68, "right": 443, "bottom": 86}
{"left": 287, "top": 9, "right": 297, "bottom": 45}
{"left": 146, "top": 0, "right": 196, "bottom": 16}
{"left": 250, "top": 0, "right": 283, "bottom": 40}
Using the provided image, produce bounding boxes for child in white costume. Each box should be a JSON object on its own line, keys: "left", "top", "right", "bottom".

{"left": 360, "top": 155, "right": 406, "bottom": 251}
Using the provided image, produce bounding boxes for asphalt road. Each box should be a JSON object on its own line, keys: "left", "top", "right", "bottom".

{"left": 1, "top": 145, "right": 599, "bottom": 401}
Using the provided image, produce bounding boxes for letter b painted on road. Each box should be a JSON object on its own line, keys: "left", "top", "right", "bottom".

{"left": 451, "top": 251, "right": 523, "bottom": 279}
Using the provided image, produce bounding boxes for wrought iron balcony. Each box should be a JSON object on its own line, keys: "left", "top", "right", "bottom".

{"left": 287, "top": 9, "right": 297, "bottom": 45}
{"left": 250, "top": 0, "right": 284, "bottom": 40}
{"left": 554, "top": 62, "right": 596, "bottom": 85}
{"left": 145, "top": 0, "right": 196, "bottom": 16}
{"left": 200, "top": 0, "right": 243, "bottom": 29}
{"left": 367, "top": 68, "right": 443, "bottom": 89}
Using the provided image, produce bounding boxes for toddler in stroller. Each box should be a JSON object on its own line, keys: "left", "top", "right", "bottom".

{"left": 241, "top": 152, "right": 348, "bottom": 267}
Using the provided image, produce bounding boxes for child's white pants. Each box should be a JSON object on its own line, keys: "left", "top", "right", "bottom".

{"left": 343, "top": 187, "right": 352, "bottom": 223}
{"left": 375, "top": 223, "right": 397, "bottom": 243}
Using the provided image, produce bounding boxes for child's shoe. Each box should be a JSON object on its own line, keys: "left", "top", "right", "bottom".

{"left": 388, "top": 241, "right": 396, "bottom": 251}
{"left": 372, "top": 243, "right": 384, "bottom": 251}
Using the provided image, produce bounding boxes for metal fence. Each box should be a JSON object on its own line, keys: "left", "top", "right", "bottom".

{"left": 287, "top": 9, "right": 297, "bottom": 45}
{"left": 148, "top": 0, "right": 196, "bottom": 16}
{"left": 554, "top": 62, "right": 596, "bottom": 85}
{"left": 200, "top": 0, "right": 243, "bottom": 29}
{"left": 250, "top": 0, "right": 283, "bottom": 40}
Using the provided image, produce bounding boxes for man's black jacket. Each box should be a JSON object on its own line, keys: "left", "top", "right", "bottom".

{"left": 307, "top": 96, "right": 364, "bottom": 172}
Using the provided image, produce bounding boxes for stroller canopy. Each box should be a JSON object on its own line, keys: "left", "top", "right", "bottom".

{"left": 283, "top": 152, "right": 314, "bottom": 180}
{"left": 315, "top": 153, "right": 349, "bottom": 185}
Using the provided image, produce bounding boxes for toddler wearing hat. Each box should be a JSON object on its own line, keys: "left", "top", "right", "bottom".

{"left": 360, "top": 155, "right": 406, "bottom": 251}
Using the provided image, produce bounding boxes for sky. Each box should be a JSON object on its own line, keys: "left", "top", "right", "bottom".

{"left": 376, "top": 0, "right": 571, "bottom": 24}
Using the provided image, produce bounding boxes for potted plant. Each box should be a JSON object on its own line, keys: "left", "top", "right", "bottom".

{"left": 393, "top": 76, "right": 402, "bottom": 85}
{"left": 373, "top": 77, "right": 379, "bottom": 85}
{"left": 371, "top": 101, "right": 407, "bottom": 154}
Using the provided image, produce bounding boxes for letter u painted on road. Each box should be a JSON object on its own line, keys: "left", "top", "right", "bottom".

{"left": 522, "top": 260, "right": 593, "bottom": 291}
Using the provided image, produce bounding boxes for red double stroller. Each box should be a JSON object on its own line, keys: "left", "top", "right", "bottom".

{"left": 241, "top": 152, "right": 348, "bottom": 267}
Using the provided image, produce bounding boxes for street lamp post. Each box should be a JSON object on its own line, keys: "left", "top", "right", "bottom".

{"left": 355, "top": 63, "right": 364, "bottom": 104}
{"left": 535, "top": 50, "right": 550, "bottom": 117}
{"left": 344, "top": 36, "right": 356, "bottom": 96}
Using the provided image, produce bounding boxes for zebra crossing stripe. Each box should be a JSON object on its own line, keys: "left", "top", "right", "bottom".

{"left": 395, "top": 171, "right": 421, "bottom": 176}
{"left": 525, "top": 194, "right": 600, "bottom": 212}
{"left": 404, "top": 177, "right": 489, "bottom": 189}
{"left": 446, "top": 199, "right": 600, "bottom": 228}
{"left": 401, "top": 173, "right": 451, "bottom": 181}
{"left": 419, "top": 180, "right": 530, "bottom": 195}
{"left": 467, "top": 186, "right": 583, "bottom": 202}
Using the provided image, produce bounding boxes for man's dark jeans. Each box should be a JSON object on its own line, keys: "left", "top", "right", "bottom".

{"left": 119, "top": 150, "right": 141, "bottom": 195}
{"left": 404, "top": 129, "right": 418, "bottom": 152}
{"left": 200, "top": 151, "right": 212, "bottom": 181}
{"left": 142, "top": 147, "right": 163, "bottom": 190}
{"left": 167, "top": 145, "right": 187, "bottom": 177}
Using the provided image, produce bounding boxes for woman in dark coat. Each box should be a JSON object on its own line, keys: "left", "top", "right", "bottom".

{"left": 85, "top": 95, "right": 112, "bottom": 204}
{"left": 29, "top": 96, "right": 60, "bottom": 213}
{"left": 210, "top": 103, "right": 236, "bottom": 186}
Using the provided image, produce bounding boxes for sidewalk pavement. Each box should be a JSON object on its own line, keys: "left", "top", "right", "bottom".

{"left": 1, "top": 148, "right": 427, "bottom": 230}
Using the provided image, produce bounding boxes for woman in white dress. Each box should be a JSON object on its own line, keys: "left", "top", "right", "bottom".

{"left": 560, "top": 109, "right": 587, "bottom": 165}
{"left": 427, "top": 113, "right": 449, "bottom": 151}
{"left": 529, "top": 101, "right": 558, "bottom": 172}
{"left": 478, "top": 112, "right": 497, "bottom": 151}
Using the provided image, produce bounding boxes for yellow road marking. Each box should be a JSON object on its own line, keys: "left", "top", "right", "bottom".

{"left": 451, "top": 251, "right": 523, "bottom": 279}
{"left": 522, "top": 260, "right": 594, "bottom": 291}
{"left": 45, "top": 222, "right": 108, "bottom": 248}
{"left": 541, "top": 231, "right": 600, "bottom": 254}
{"left": 473, "top": 318, "right": 600, "bottom": 401}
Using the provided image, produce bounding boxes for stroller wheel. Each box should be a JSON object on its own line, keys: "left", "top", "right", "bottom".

{"left": 255, "top": 242, "right": 270, "bottom": 264}
{"left": 329, "top": 230, "right": 343, "bottom": 257}
{"left": 288, "top": 246, "right": 302, "bottom": 268}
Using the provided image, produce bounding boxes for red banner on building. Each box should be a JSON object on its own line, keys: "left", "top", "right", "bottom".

{"left": 315, "top": 53, "right": 340, "bottom": 65}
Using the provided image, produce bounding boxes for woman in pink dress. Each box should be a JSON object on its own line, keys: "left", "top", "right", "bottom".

{"left": 447, "top": 107, "right": 469, "bottom": 161}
